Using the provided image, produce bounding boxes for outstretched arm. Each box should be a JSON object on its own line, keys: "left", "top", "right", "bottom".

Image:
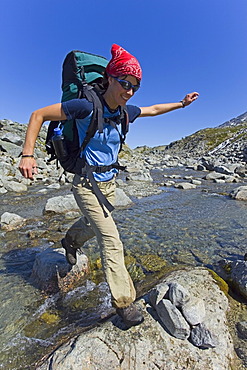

{"left": 19, "top": 103, "right": 66, "bottom": 179}
{"left": 139, "top": 92, "right": 199, "bottom": 117}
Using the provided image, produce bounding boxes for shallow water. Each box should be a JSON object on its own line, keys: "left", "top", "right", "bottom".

{"left": 0, "top": 167, "right": 247, "bottom": 368}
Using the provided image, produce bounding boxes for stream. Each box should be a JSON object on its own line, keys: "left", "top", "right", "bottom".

{"left": 0, "top": 167, "right": 247, "bottom": 369}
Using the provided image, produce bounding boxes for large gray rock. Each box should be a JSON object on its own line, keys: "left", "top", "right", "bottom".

{"left": 44, "top": 189, "right": 133, "bottom": 214}
{"left": 37, "top": 268, "right": 237, "bottom": 370}
{"left": 0, "top": 139, "right": 22, "bottom": 157}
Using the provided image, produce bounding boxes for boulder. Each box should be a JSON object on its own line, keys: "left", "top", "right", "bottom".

{"left": 0, "top": 212, "right": 26, "bottom": 231}
{"left": 37, "top": 268, "right": 237, "bottom": 370}
{"left": 44, "top": 189, "right": 133, "bottom": 214}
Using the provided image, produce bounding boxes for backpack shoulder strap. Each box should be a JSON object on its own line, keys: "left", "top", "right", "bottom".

{"left": 78, "top": 87, "right": 104, "bottom": 154}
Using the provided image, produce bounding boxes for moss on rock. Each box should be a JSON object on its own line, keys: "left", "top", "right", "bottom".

{"left": 208, "top": 269, "right": 229, "bottom": 295}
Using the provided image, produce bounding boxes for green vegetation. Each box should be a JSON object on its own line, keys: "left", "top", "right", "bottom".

{"left": 144, "top": 121, "right": 247, "bottom": 155}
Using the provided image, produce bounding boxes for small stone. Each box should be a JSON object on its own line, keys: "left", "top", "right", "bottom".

{"left": 181, "top": 297, "right": 206, "bottom": 325}
{"left": 190, "top": 323, "right": 218, "bottom": 348}
{"left": 0, "top": 212, "right": 26, "bottom": 231}
{"left": 174, "top": 182, "right": 197, "bottom": 190}
{"left": 156, "top": 299, "right": 190, "bottom": 340}
{"left": 169, "top": 282, "right": 190, "bottom": 307}
{"left": 149, "top": 282, "right": 170, "bottom": 307}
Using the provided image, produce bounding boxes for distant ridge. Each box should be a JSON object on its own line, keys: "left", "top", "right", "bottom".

{"left": 218, "top": 111, "right": 247, "bottom": 128}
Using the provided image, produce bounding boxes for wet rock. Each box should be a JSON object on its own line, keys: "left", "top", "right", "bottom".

{"left": 30, "top": 247, "right": 89, "bottom": 293}
{"left": 191, "top": 179, "right": 202, "bottom": 185}
{"left": 47, "top": 183, "right": 61, "bottom": 190}
{"left": 44, "top": 194, "right": 79, "bottom": 214}
{"left": 230, "top": 185, "right": 247, "bottom": 201}
{"left": 163, "top": 180, "right": 175, "bottom": 186}
{"left": 216, "top": 259, "right": 247, "bottom": 299}
{"left": 174, "top": 182, "right": 197, "bottom": 190}
{"left": 0, "top": 211, "right": 26, "bottom": 231}
{"left": 203, "top": 171, "right": 224, "bottom": 181}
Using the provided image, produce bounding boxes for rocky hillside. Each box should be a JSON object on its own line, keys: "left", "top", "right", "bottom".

{"left": 135, "top": 111, "right": 247, "bottom": 163}
{"left": 0, "top": 111, "right": 246, "bottom": 183}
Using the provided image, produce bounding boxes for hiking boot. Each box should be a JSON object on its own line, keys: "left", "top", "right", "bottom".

{"left": 61, "top": 238, "right": 77, "bottom": 265}
{"left": 116, "top": 303, "right": 144, "bottom": 327}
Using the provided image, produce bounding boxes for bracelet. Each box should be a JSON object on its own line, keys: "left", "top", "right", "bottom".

{"left": 21, "top": 155, "right": 34, "bottom": 158}
{"left": 180, "top": 100, "right": 186, "bottom": 108}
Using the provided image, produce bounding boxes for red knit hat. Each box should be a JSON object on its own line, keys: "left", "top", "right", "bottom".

{"left": 106, "top": 44, "right": 142, "bottom": 81}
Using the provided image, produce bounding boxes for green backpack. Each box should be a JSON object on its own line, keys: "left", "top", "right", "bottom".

{"left": 45, "top": 50, "right": 129, "bottom": 213}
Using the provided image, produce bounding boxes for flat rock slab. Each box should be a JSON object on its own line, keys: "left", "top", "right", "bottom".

{"left": 37, "top": 268, "right": 237, "bottom": 370}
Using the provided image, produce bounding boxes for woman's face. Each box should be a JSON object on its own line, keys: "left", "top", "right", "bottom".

{"left": 108, "top": 75, "right": 140, "bottom": 107}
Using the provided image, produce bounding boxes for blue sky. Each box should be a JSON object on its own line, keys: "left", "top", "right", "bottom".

{"left": 1, "top": 0, "right": 247, "bottom": 148}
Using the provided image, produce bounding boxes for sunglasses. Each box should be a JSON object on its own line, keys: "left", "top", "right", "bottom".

{"left": 110, "top": 75, "right": 140, "bottom": 93}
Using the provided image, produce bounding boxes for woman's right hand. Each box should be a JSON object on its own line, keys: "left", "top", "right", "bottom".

{"left": 19, "top": 157, "right": 38, "bottom": 180}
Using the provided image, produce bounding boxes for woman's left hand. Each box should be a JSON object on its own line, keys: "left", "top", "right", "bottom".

{"left": 182, "top": 92, "right": 199, "bottom": 106}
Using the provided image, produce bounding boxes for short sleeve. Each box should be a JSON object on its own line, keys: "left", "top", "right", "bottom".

{"left": 126, "top": 105, "right": 141, "bottom": 123}
{"left": 62, "top": 99, "right": 93, "bottom": 120}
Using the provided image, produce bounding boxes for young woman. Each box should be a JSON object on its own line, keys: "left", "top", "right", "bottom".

{"left": 19, "top": 44, "right": 199, "bottom": 327}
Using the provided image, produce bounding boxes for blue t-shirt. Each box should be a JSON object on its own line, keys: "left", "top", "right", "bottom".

{"left": 62, "top": 99, "right": 141, "bottom": 181}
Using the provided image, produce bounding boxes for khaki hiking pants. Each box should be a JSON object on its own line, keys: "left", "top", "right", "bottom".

{"left": 65, "top": 174, "right": 136, "bottom": 309}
